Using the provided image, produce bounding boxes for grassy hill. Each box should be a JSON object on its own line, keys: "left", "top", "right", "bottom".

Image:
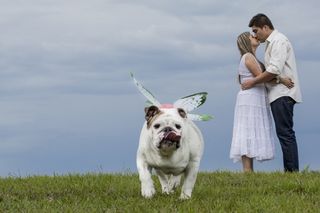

{"left": 1, "top": 171, "right": 319, "bottom": 212}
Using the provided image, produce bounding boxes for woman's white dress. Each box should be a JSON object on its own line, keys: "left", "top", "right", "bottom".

{"left": 230, "top": 53, "right": 276, "bottom": 162}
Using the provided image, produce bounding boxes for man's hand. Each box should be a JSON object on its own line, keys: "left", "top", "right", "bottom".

{"left": 241, "top": 79, "right": 256, "bottom": 90}
{"left": 281, "top": 77, "right": 294, "bottom": 89}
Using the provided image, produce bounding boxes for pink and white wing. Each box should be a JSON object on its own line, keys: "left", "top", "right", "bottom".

{"left": 187, "top": 113, "right": 213, "bottom": 121}
{"left": 130, "top": 72, "right": 161, "bottom": 107}
{"left": 173, "top": 92, "right": 208, "bottom": 112}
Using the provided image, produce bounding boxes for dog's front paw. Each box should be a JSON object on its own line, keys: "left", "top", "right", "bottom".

{"left": 142, "top": 186, "right": 156, "bottom": 198}
{"left": 179, "top": 191, "right": 192, "bottom": 200}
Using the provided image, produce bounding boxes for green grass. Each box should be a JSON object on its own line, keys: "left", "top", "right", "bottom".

{"left": 1, "top": 171, "right": 320, "bottom": 212}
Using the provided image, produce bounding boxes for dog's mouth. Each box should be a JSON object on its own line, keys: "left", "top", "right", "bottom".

{"left": 157, "top": 131, "right": 181, "bottom": 149}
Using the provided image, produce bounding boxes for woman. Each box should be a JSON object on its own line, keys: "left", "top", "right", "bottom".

{"left": 230, "top": 32, "right": 293, "bottom": 172}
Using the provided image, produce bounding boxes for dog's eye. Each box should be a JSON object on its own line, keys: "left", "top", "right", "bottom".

{"left": 175, "top": 124, "right": 181, "bottom": 129}
{"left": 154, "top": 124, "right": 160, "bottom": 129}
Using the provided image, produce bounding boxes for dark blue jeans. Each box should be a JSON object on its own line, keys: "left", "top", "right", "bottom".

{"left": 271, "top": 96, "right": 299, "bottom": 172}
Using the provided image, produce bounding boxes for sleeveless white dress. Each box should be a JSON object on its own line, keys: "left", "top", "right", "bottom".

{"left": 230, "top": 53, "right": 276, "bottom": 163}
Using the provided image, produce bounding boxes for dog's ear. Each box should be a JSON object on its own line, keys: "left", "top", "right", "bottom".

{"left": 177, "top": 108, "right": 187, "bottom": 118}
{"left": 144, "top": 105, "right": 160, "bottom": 121}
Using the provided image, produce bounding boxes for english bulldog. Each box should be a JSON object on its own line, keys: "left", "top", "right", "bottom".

{"left": 136, "top": 105, "right": 204, "bottom": 199}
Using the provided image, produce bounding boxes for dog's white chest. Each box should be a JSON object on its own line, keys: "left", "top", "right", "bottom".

{"left": 146, "top": 148, "right": 190, "bottom": 175}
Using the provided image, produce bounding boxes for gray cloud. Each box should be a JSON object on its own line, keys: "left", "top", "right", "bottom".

{"left": 0, "top": 0, "right": 319, "bottom": 176}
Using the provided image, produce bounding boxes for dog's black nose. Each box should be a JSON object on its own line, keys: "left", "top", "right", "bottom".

{"left": 163, "top": 127, "right": 173, "bottom": 133}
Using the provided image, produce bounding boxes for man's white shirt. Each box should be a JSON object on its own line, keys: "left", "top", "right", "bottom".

{"left": 264, "top": 29, "right": 302, "bottom": 103}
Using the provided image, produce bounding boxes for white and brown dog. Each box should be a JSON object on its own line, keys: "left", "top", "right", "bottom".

{"left": 136, "top": 104, "right": 204, "bottom": 199}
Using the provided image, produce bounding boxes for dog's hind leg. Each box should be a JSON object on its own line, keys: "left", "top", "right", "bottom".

{"left": 168, "top": 174, "right": 181, "bottom": 192}
{"left": 155, "top": 170, "right": 174, "bottom": 194}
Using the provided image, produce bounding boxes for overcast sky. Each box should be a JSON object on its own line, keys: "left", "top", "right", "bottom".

{"left": 0, "top": 0, "right": 319, "bottom": 176}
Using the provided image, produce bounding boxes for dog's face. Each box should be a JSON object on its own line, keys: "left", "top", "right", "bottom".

{"left": 144, "top": 106, "right": 187, "bottom": 155}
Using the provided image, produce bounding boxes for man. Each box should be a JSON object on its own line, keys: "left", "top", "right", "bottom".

{"left": 242, "top": 13, "right": 302, "bottom": 172}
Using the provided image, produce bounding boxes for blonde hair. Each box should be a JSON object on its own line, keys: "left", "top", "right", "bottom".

{"left": 237, "top": 32, "right": 254, "bottom": 56}
{"left": 236, "top": 32, "right": 265, "bottom": 83}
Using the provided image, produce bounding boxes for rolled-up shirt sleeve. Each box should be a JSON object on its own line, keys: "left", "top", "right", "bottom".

{"left": 266, "top": 40, "right": 287, "bottom": 75}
